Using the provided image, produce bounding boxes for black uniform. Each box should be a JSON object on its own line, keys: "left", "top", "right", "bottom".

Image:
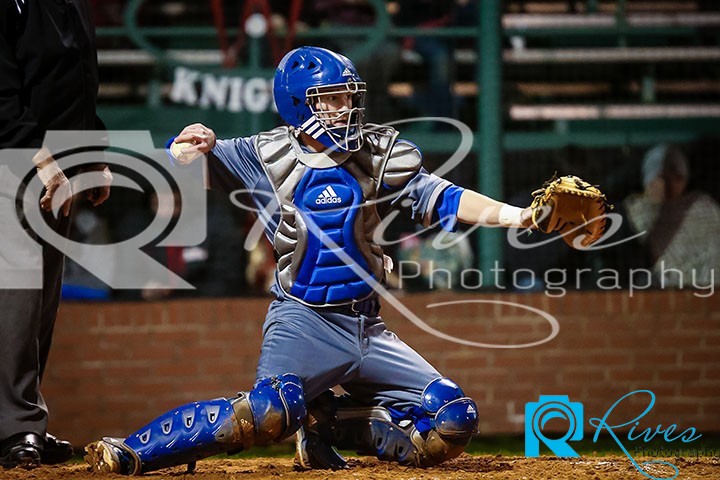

{"left": 0, "top": 0, "right": 102, "bottom": 466}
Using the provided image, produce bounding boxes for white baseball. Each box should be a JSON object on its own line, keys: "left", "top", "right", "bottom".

{"left": 170, "top": 141, "right": 202, "bottom": 164}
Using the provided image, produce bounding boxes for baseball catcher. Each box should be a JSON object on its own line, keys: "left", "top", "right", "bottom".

{"left": 84, "top": 47, "right": 607, "bottom": 475}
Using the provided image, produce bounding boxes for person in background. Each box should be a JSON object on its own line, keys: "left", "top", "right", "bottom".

{"left": 624, "top": 144, "right": 720, "bottom": 287}
{"left": 308, "top": 0, "right": 402, "bottom": 124}
{"left": 390, "top": 0, "right": 457, "bottom": 120}
{"left": 113, "top": 189, "right": 245, "bottom": 301}
{"left": 0, "top": 0, "right": 112, "bottom": 469}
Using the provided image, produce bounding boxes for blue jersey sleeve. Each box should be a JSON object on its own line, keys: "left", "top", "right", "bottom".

{"left": 382, "top": 139, "right": 465, "bottom": 232}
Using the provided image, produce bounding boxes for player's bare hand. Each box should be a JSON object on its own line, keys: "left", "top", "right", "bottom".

{"left": 175, "top": 123, "right": 217, "bottom": 155}
{"left": 33, "top": 147, "right": 73, "bottom": 217}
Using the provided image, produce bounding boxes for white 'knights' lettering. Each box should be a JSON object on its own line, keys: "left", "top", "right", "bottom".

{"left": 169, "top": 66, "right": 276, "bottom": 113}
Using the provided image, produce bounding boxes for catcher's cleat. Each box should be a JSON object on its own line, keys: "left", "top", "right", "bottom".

{"left": 84, "top": 437, "right": 138, "bottom": 475}
{"left": 294, "top": 427, "right": 347, "bottom": 470}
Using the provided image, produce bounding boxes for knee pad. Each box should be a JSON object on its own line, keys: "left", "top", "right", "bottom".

{"left": 421, "top": 377, "right": 466, "bottom": 414}
{"left": 434, "top": 397, "right": 478, "bottom": 439}
{"left": 416, "top": 378, "right": 479, "bottom": 466}
{"left": 239, "top": 373, "right": 307, "bottom": 445}
{"left": 421, "top": 377, "right": 478, "bottom": 439}
{"left": 118, "top": 373, "right": 306, "bottom": 474}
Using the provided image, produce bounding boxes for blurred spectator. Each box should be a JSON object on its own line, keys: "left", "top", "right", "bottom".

{"left": 245, "top": 235, "right": 276, "bottom": 295}
{"left": 504, "top": 189, "right": 566, "bottom": 292}
{"left": 61, "top": 204, "right": 114, "bottom": 300}
{"left": 308, "top": 0, "right": 402, "bottom": 124}
{"left": 202, "top": 189, "right": 247, "bottom": 296}
{"left": 393, "top": 228, "right": 473, "bottom": 291}
{"left": 113, "top": 189, "right": 245, "bottom": 301}
{"left": 89, "top": 0, "right": 124, "bottom": 27}
{"left": 624, "top": 145, "right": 720, "bottom": 287}
{"left": 391, "top": 0, "right": 457, "bottom": 121}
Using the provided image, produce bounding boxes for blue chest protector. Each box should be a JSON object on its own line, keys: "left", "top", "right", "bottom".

{"left": 290, "top": 166, "right": 374, "bottom": 304}
{"left": 254, "top": 125, "right": 424, "bottom": 307}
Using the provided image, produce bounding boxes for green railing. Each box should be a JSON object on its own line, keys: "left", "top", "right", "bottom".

{"left": 95, "top": 0, "right": 720, "bottom": 275}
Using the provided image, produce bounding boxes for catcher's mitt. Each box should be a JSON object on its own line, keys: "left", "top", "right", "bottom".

{"left": 530, "top": 175, "right": 610, "bottom": 248}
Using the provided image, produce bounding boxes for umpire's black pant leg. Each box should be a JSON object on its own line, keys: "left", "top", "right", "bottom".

{"left": 38, "top": 211, "right": 71, "bottom": 382}
{"left": 0, "top": 209, "right": 71, "bottom": 442}
{"left": 0, "top": 287, "right": 46, "bottom": 441}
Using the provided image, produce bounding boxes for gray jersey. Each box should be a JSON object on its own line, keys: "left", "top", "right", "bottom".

{"left": 208, "top": 124, "right": 464, "bottom": 305}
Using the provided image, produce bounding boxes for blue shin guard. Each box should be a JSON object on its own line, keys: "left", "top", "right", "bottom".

{"left": 123, "top": 397, "right": 240, "bottom": 474}
{"left": 88, "top": 373, "right": 306, "bottom": 475}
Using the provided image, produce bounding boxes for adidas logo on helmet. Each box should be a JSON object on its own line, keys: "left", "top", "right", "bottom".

{"left": 316, "top": 185, "right": 342, "bottom": 205}
{"left": 341, "top": 67, "right": 353, "bottom": 77}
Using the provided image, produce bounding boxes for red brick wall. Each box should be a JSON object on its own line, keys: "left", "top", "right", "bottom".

{"left": 43, "top": 290, "right": 719, "bottom": 446}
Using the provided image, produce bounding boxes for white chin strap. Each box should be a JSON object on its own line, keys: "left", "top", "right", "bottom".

{"left": 300, "top": 116, "right": 327, "bottom": 140}
{"left": 300, "top": 113, "right": 364, "bottom": 152}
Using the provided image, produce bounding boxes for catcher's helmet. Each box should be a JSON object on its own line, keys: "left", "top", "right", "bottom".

{"left": 274, "top": 46, "right": 366, "bottom": 152}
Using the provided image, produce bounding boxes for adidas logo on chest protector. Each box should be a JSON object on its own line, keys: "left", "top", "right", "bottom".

{"left": 316, "top": 185, "right": 343, "bottom": 205}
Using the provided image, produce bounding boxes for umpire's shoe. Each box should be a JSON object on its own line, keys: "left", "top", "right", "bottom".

{"left": 84, "top": 438, "right": 137, "bottom": 475}
{"left": 0, "top": 433, "right": 42, "bottom": 470}
{"left": 42, "top": 433, "right": 74, "bottom": 465}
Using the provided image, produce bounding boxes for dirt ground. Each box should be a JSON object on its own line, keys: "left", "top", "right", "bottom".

{"left": 2, "top": 454, "right": 718, "bottom": 480}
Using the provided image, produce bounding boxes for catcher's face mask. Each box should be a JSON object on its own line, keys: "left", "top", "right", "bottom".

{"left": 306, "top": 81, "right": 366, "bottom": 152}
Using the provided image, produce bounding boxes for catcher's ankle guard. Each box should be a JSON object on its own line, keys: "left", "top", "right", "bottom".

{"left": 99, "top": 373, "right": 305, "bottom": 475}
{"left": 303, "top": 378, "right": 479, "bottom": 468}
{"left": 295, "top": 426, "right": 348, "bottom": 470}
{"left": 294, "top": 390, "right": 348, "bottom": 470}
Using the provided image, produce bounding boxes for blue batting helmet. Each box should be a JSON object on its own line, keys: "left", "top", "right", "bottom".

{"left": 273, "top": 46, "right": 366, "bottom": 152}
